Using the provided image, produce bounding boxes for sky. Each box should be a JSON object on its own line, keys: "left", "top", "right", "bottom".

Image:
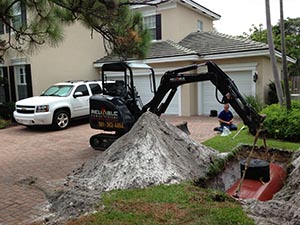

{"left": 195, "top": 0, "right": 300, "bottom": 36}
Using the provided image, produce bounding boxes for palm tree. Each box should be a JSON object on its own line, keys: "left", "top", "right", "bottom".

{"left": 265, "top": 0, "right": 284, "bottom": 105}
{"left": 280, "top": 0, "right": 291, "bottom": 110}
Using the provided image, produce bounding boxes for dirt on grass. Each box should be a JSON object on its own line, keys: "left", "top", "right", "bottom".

{"left": 46, "top": 112, "right": 220, "bottom": 223}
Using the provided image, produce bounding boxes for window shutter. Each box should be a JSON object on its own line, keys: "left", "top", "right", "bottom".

{"left": 9, "top": 66, "right": 16, "bottom": 102}
{"left": 25, "top": 64, "right": 33, "bottom": 97}
{"left": 0, "top": 20, "right": 4, "bottom": 34}
{"left": 156, "top": 14, "right": 162, "bottom": 40}
{"left": 21, "top": 2, "right": 27, "bottom": 26}
{"left": 3, "top": 67, "right": 10, "bottom": 102}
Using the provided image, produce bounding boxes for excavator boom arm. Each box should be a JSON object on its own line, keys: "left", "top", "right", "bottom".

{"left": 142, "top": 61, "right": 264, "bottom": 135}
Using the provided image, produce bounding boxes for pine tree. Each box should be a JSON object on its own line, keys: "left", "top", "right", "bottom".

{"left": 1, "top": 0, "right": 165, "bottom": 61}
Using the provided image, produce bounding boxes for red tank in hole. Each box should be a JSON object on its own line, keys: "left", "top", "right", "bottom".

{"left": 226, "top": 159, "right": 286, "bottom": 201}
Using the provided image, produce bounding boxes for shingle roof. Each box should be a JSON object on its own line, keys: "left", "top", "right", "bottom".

{"left": 95, "top": 40, "right": 197, "bottom": 63}
{"left": 95, "top": 32, "right": 271, "bottom": 64}
{"left": 179, "top": 31, "right": 269, "bottom": 56}
{"left": 148, "top": 40, "right": 196, "bottom": 58}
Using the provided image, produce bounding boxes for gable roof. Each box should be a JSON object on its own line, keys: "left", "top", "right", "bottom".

{"left": 179, "top": 31, "right": 269, "bottom": 56}
{"left": 178, "top": 0, "right": 221, "bottom": 20}
{"left": 94, "top": 31, "right": 296, "bottom": 66}
{"left": 131, "top": 0, "right": 220, "bottom": 21}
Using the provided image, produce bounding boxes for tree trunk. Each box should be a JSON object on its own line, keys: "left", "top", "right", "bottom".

{"left": 265, "top": 0, "right": 284, "bottom": 105}
{"left": 280, "top": 0, "right": 291, "bottom": 110}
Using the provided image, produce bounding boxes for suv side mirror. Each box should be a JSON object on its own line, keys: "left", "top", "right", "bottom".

{"left": 74, "top": 91, "right": 83, "bottom": 98}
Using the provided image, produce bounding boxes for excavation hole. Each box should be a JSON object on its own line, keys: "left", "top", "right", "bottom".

{"left": 201, "top": 144, "right": 294, "bottom": 201}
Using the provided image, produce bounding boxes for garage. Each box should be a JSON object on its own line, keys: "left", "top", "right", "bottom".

{"left": 198, "top": 68, "right": 256, "bottom": 115}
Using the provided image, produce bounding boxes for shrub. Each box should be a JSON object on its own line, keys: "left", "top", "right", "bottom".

{"left": 0, "top": 118, "right": 11, "bottom": 129}
{"left": 292, "top": 100, "right": 300, "bottom": 109}
{"left": 244, "top": 95, "right": 264, "bottom": 112}
{"left": 261, "top": 101, "right": 300, "bottom": 141}
{"left": 0, "top": 102, "right": 15, "bottom": 120}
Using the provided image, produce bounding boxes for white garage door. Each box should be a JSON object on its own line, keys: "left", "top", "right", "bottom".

{"left": 134, "top": 74, "right": 180, "bottom": 115}
{"left": 198, "top": 70, "right": 254, "bottom": 115}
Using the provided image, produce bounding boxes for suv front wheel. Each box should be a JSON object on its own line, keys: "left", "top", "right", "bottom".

{"left": 52, "top": 110, "right": 70, "bottom": 130}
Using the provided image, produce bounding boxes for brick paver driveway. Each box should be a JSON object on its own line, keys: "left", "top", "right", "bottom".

{"left": 0, "top": 115, "right": 219, "bottom": 225}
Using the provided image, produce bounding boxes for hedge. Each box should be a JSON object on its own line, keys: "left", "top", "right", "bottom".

{"left": 261, "top": 101, "right": 300, "bottom": 142}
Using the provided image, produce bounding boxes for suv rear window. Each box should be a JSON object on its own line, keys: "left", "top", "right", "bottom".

{"left": 89, "top": 83, "right": 102, "bottom": 95}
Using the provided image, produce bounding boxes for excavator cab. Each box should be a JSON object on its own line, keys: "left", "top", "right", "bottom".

{"left": 89, "top": 62, "right": 156, "bottom": 150}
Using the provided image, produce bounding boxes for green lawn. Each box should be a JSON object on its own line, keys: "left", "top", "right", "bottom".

{"left": 66, "top": 183, "right": 254, "bottom": 225}
{"left": 202, "top": 124, "right": 300, "bottom": 152}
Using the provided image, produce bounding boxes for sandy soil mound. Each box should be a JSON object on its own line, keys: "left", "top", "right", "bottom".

{"left": 48, "top": 112, "right": 219, "bottom": 222}
{"left": 244, "top": 151, "right": 300, "bottom": 225}
{"left": 68, "top": 111, "right": 219, "bottom": 191}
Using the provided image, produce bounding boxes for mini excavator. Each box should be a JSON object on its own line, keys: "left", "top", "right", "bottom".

{"left": 89, "top": 61, "right": 264, "bottom": 150}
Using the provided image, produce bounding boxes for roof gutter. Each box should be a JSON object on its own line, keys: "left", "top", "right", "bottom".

{"left": 94, "top": 54, "right": 199, "bottom": 67}
{"left": 94, "top": 50, "right": 297, "bottom": 68}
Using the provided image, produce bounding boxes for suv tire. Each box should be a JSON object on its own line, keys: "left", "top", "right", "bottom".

{"left": 52, "top": 110, "right": 70, "bottom": 130}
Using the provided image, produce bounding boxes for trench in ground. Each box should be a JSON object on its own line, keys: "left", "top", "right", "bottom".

{"left": 202, "top": 145, "right": 294, "bottom": 198}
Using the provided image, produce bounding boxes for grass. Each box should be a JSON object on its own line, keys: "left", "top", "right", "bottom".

{"left": 66, "top": 182, "right": 255, "bottom": 225}
{"left": 202, "top": 123, "right": 300, "bottom": 152}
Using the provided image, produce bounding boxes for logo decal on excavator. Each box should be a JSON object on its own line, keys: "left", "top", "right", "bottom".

{"left": 91, "top": 109, "right": 119, "bottom": 119}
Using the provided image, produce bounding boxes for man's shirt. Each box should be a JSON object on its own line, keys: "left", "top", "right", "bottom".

{"left": 218, "top": 110, "right": 233, "bottom": 122}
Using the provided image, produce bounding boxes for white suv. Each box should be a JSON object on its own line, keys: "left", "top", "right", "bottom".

{"left": 14, "top": 80, "right": 102, "bottom": 130}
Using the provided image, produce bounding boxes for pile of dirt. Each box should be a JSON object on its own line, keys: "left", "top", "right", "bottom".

{"left": 48, "top": 112, "right": 220, "bottom": 222}
{"left": 67, "top": 112, "right": 219, "bottom": 192}
{"left": 244, "top": 151, "right": 300, "bottom": 225}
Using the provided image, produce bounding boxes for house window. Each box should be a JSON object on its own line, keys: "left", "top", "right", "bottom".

{"left": 15, "top": 65, "right": 28, "bottom": 100}
{"left": 0, "top": 2, "right": 26, "bottom": 34}
{"left": 0, "top": 68, "right": 5, "bottom": 103}
{"left": 143, "top": 14, "right": 162, "bottom": 40}
{"left": 16, "top": 66, "right": 26, "bottom": 85}
{"left": 197, "top": 20, "right": 203, "bottom": 31}
{"left": 12, "top": 2, "right": 23, "bottom": 30}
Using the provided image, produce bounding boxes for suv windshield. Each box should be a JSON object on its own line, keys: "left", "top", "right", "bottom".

{"left": 41, "top": 85, "right": 73, "bottom": 97}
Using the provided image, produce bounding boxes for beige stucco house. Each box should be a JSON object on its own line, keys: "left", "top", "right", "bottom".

{"left": 95, "top": 0, "right": 295, "bottom": 116}
{"left": 0, "top": 21, "right": 104, "bottom": 103}
{"left": 0, "top": 0, "right": 294, "bottom": 116}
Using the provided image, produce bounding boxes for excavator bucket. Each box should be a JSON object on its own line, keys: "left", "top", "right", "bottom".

{"left": 176, "top": 122, "right": 191, "bottom": 135}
